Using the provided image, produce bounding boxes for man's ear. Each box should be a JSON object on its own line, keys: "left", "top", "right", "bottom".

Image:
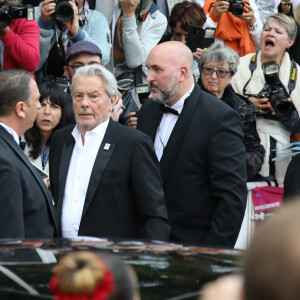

{"left": 178, "top": 65, "right": 188, "bottom": 83}
{"left": 108, "top": 95, "right": 115, "bottom": 112}
{"left": 110, "top": 94, "right": 118, "bottom": 106}
{"left": 15, "top": 101, "right": 26, "bottom": 119}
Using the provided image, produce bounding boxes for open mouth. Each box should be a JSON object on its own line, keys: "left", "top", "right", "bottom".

{"left": 265, "top": 39, "right": 275, "bottom": 49}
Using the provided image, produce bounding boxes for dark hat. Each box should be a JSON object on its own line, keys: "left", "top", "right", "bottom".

{"left": 65, "top": 41, "right": 102, "bottom": 63}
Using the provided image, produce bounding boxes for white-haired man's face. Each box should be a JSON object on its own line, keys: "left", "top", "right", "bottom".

{"left": 72, "top": 75, "right": 113, "bottom": 134}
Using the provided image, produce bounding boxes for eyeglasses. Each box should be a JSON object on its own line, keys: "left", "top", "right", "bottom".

{"left": 68, "top": 63, "right": 102, "bottom": 72}
{"left": 68, "top": 64, "right": 84, "bottom": 72}
{"left": 201, "top": 66, "right": 233, "bottom": 78}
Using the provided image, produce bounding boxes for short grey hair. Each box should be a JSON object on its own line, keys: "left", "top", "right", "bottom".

{"left": 265, "top": 13, "right": 297, "bottom": 40}
{"left": 71, "top": 64, "right": 119, "bottom": 97}
{"left": 198, "top": 43, "right": 240, "bottom": 75}
{"left": 0, "top": 69, "right": 33, "bottom": 117}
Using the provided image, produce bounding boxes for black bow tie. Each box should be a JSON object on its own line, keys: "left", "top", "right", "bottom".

{"left": 19, "top": 141, "right": 26, "bottom": 151}
{"left": 159, "top": 104, "right": 179, "bottom": 115}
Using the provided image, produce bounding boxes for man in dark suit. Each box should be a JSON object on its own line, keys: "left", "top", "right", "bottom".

{"left": 49, "top": 64, "right": 170, "bottom": 241}
{"left": 284, "top": 154, "right": 300, "bottom": 200}
{"left": 0, "top": 69, "right": 58, "bottom": 239}
{"left": 137, "top": 41, "right": 247, "bottom": 248}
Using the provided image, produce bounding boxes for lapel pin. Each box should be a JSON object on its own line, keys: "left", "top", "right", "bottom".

{"left": 104, "top": 143, "right": 111, "bottom": 151}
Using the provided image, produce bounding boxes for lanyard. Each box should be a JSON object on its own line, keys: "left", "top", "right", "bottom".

{"left": 242, "top": 52, "right": 297, "bottom": 97}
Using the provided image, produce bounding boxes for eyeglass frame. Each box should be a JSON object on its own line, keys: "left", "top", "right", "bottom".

{"left": 68, "top": 62, "right": 102, "bottom": 72}
{"left": 201, "top": 66, "right": 234, "bottom": 78}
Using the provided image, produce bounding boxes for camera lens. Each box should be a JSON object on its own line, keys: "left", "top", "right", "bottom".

{"left": 56, "top": 1, "right": 73, "bottom": 22}
{"left": 270, "top": 93, "right": 293, "bottom": 118}
{"left": 0, "top": 9, "right": 11, "bottom": 28}
{"left": 229, "top": 3, "right": 244, "bottom": 18}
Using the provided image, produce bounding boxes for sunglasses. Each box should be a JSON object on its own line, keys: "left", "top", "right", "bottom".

{"left": 201, "top": 66, "right": 233, "bottom": 78}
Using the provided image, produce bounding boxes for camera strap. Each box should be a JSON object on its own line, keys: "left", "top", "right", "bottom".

{"left": 243, "top": 53, "right": 258, "bottom": 97}
{"left": 243, "top": 52, "right": 297, "bottom": 97}
{"left": 288, "top": 58, "right": 297, "bottom": 96}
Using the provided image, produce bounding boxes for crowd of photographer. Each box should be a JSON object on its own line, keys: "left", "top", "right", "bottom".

{"left": 3, "top": 2, "right": 300, "bottom": 300}
{"left": 34, "top": 0, "right": 111, "bottom": 84}
{"left": 2, "top": 0, "right": 300, "bottom": 250}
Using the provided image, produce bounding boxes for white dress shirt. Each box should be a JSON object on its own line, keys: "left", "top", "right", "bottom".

{"left": 61, "top": 119, "right": 109, "bottom": 238}
{"left": 0, "top": 122, "right": 20, "bottom": 145}
{"left": 154, "top": 84, "right": 194, "bottom": 161}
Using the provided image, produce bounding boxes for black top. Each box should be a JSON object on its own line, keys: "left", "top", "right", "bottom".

{"left": 198, "top": 79, "right": 265, "bottom": 180}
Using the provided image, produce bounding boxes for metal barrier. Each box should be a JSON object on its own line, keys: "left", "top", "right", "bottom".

{"left": 234, "top": 181, "right": 280, "bottom": 250}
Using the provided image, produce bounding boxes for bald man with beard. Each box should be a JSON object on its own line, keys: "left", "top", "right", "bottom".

{"left": 137, "top": 41, "right": 247, "bottom": 248}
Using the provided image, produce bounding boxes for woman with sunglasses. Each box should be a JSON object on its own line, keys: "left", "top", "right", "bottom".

{"left": 198, "top": 43, "right": 264, "bottom": 181}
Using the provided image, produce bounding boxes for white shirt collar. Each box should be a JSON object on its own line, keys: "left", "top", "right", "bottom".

{"left": 72, "top": 118, "right": 110, "bottom": 143}
{"left": 0, "top": 122, "right": 20, "bottom": 145}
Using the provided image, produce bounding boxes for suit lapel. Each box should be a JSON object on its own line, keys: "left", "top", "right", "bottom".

{"left": 160, "top": 85, "right": 200, "bottom": 183}
{"left": 0, "top": 126, "right": 58, "bottom": 233}
{"left": 81, "top": 119, "right": 117, "bottom": 220}
{"left": 139, "top": 102, "right": 161, "bottom": 142}
{"left": 56, "top": 134, "right": 75, "bottom": 223}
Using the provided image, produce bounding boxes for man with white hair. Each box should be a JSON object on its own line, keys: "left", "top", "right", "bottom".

{"left": 49, "top": 64, "right": 170, "bottom": 241}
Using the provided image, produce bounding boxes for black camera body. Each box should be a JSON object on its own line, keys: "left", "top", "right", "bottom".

{"left": 225, "top": 0, "right": 245, "bottom": 18}
{"left": 258, "top": 61, "right": 294, "bottom": 118}
{"left": 0, "top": 4, "right": 34, "bottom": 28}
{"left": 53, "top": 0, "right": 73, "bottom": 22}
{"left": 135, "top": 83, "right": 149, "bottom": 105}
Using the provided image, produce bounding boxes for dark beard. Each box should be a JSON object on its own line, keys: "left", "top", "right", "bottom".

{"left": 150, "top": 79, "right": 178, "bottom": 106}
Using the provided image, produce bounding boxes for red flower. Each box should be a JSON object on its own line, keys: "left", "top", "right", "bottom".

{"left": 49, "top": 268, "right": 115, "bottom": 300}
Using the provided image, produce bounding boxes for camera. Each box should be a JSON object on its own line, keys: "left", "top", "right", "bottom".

{"left": 258, "top": 61, "right": 294, "bottom": 118}
{"left": 225, "top": 0, "right": 245, "bottom": 18}
{"left": 0, "top": 4, "right": 34, "bottom": 28}
{"left": 54, "top": 0, "right": 73, "bottom": 22}
{"left": 135, "top": 83, "right": 149, "bottom": 104}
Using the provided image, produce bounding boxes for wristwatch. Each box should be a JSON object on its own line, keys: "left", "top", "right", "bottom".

{"left": 248, "top": 22, "right": 258, "bottom": 31}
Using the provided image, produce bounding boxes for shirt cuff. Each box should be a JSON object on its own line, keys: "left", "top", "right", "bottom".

{"left": 68, "top": 28, "right": 85, "bottom": 42}
{"left": 121, "top": 15, "right": 137, "bottom": 30}
{"left": 38, "top": 17, "right": 54, "bottom": 30}
{"left": 209, "top": 10, "right": 220, "bottom": 23}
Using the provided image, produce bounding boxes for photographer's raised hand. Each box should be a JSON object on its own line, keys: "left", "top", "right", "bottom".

{"left": 41, "top": 0, "right": 56, "bottom": 21}
{"left": 240, "top": 3, "right": 256, "bottom": 28}
{"left": 213, "top": 0, "right": 230, "bottom": 18}
{"left": 120, "top": 0, "right": 140, "bottom": 18}
{"left": 0, "top": 27, "right": 9, "bottom": 37}
{"left": 111, "top": 93, "right": 124, "bottom": 122}
{"left": 59, "top": 0, "right": 79, "bottom": 36}
{"left": 193, "top": 48, "right": 203, "bottom": 63}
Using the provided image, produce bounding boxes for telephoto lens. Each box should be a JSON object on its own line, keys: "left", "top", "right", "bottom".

{"left": 55, "top": 0, "right": 73, "bottom": 22}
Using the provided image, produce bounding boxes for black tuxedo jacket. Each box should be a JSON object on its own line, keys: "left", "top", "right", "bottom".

{"left": 49, "top": 119, "right": 170, "bottom": 241}
{"left": 137, "top": 84, "right": 248, "bottom": 248}
{"left": 0, "top": 125, "right": 57, "bottom": 239}
{"left": 284, "top": 154, "right": 300, "bottom": 200}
